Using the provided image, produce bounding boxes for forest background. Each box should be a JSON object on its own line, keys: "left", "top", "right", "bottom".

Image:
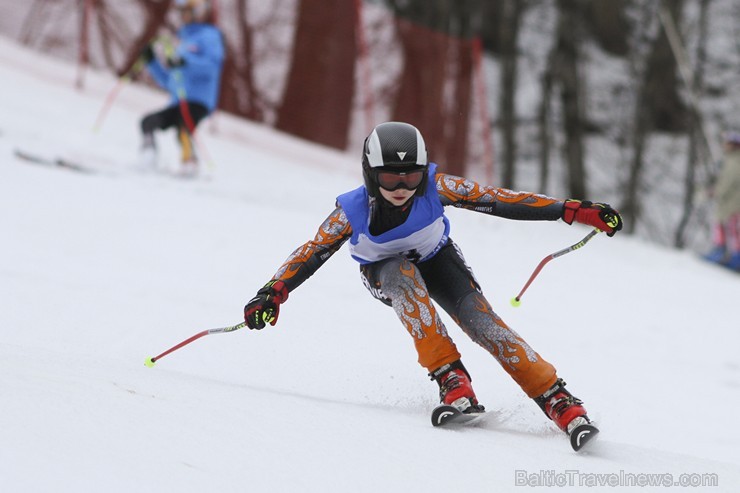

{"left": 3, "top": 0, "right": 739, "bottom": 252}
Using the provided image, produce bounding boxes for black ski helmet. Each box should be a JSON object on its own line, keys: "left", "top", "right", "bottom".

{"left": 362, "top": 122, "right": 429, "bottom": 198}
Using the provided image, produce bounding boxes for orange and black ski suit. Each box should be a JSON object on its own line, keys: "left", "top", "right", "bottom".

{"left": 269, "top": 172, "right": 566, "bottom": 398}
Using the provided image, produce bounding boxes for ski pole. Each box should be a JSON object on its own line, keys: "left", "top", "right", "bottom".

{"left": 92, "top": 57, "right": 147, "bottom": 132}
{"left": 173, "top": 74, "right": 217, "bottom": 171}
{"left": 145, "top": 321, "right": 246, "bottom": 367}
{"left": 510, "top": 228, "right": 602, "bottom": 307}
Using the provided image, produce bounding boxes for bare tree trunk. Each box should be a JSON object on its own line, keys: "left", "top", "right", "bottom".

{"left": 675, "top": 0, "right": 711, "bottom": 248}
{"left": 644, "top": 0, "right": 689, "bottom": 132}
{"left": 624, "top": 79, "right": 649, "bottom": 234}
{"left": 499, "top": 0, "right": 524, "bottom": 189}
{"left": 582, "top": 0, "right": 629, "bottom": 56}
{"left": 118, "top": 0, "right": 171, "bottom": 77}
{"left": 555, "top": 0, "right": 586, "bottom": 199}
{"left": 276, "top": 0, "right": 356, "bottom": 149}
{"left": 227, "top": 0, "right": 262, "bottom": 121}
{"left": 538, "top": 64, "right": 553, "bottom": 193}
{"left": 623, "top": 0, "right": 686, "bottom": 233}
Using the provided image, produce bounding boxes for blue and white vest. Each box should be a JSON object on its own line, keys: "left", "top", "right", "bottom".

{"left": 336, "top": 164, "right": 450, "bottom": 265}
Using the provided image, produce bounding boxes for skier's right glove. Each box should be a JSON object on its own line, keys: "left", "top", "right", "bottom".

{"left": 244, "top": 280, "right": 289, "bottom": 330}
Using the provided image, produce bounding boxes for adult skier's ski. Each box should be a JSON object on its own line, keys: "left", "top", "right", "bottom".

{"left": 14, "top": 149, "right": 93, "bottom": 174}
{"left": 568, "top": 420, "right": 599, "bottom": 451}
{"left": 431, "top": 404, "right": 484, "bottom": 427}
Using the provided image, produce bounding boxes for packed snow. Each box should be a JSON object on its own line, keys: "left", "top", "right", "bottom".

{"left": 1, "top": 36, "right": 738, "bottom": 492}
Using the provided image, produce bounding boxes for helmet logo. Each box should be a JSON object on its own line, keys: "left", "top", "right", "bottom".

{"left": 397, "top": 151, "right": 407, "bottom": 160}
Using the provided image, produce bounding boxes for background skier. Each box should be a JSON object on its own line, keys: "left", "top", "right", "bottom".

{"left": 244, "top": 122, "right": 623, "bottom": 448}
{"left": 138, "top": 0, "right": 224, "bottom": 176}
{"left": 704, "top": 131, "right": 740, "bottom": 272}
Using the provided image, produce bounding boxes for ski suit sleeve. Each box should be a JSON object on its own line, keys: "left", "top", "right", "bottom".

{"left": 435, "top": 173, "right": 565, "bottom": 220}
{"left": 175, "top": 26, "right": 225, "bottom": 111}
{"left": 177, "top": 28, "right": 224, "bottom": 74}
{"left": 146, "top": 58, "right": 171, "bottom": 90}
{"left": 270, "top": 205, "right": 352, "bottom": 293}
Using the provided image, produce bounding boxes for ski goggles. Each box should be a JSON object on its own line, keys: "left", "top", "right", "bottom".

{"left": 376, "top": 169, "right": 426, "bottom": 191}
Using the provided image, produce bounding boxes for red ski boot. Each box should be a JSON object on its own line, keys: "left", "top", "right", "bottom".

{"left": 535, "top": 379, "right": 591, "bottom": 433}
{"left": 431, "top": 361, "right": 484, "bottom": 413}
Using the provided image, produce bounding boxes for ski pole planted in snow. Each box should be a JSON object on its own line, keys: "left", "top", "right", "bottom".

{"left": 94, "top": 35, "right": 167, "bottom": 132}
{"left": 145, "top": 321, "right": 246, "bottom": 367}
{"left": 510, "top": 228, "right": 602, "bottom": 307}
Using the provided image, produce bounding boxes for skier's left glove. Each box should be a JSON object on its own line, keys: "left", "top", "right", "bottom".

{"left": 244, "top": 280, "right": 289, "bottom": 330}
{"left": 562, "top": 200, "right": 623, "bottom": 237}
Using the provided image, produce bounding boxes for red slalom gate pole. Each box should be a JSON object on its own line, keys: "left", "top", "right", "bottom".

{"left": 145, "top": 321, "right": 246, "bottom": 367}
{"left": 510, "top": 229, "right": 602, "bottom": 307}
{"left": 172, "top": 69, "right": 217, "bottom": 170}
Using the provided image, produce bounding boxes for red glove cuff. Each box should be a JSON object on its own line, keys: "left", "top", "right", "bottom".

{"left": 562, "top": 200, "right": 580, "bottom": 225}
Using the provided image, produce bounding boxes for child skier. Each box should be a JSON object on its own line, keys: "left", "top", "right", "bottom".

{"left": 245, "top": 122, "right": 622, "bottom": 447}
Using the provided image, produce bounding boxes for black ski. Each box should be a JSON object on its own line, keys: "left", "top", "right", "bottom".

{"left": 432, "top": 403, "right": 599, "bottom": 452}
{"left": 431, "top": 404, "right": 484, "bottom": 427}
{"left": 14, "top": 149, "right": 93, "bottom": 174}
{"left": 569, "top": 421, "right": 599, "bottom": 451}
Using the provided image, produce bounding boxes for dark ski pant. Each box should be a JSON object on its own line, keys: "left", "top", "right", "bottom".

{"left": 361, "top": 240, "right": 557, "bottom": 398}
{"left": 140, "top": 102, "right": 209, "bottom": 161}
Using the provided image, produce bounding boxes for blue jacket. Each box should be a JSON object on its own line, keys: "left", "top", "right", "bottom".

{"left": 147, "top": 23, "right": 225, "bottom": 112}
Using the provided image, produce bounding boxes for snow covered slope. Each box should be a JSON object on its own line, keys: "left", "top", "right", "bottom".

{"left": 1, "top": 36, "right": 739, "bottom": 492}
